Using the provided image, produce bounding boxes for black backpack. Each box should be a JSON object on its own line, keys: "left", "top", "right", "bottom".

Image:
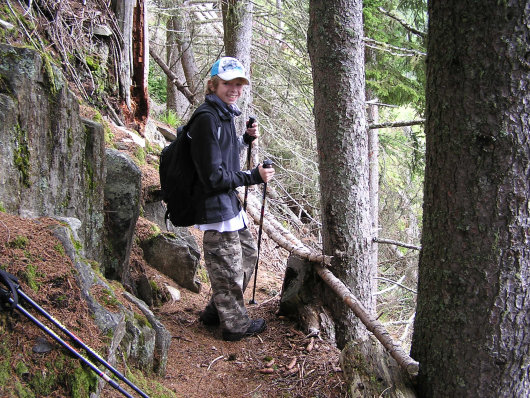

{"left": 159, "top": 106, "right": 220, "bottom": 227}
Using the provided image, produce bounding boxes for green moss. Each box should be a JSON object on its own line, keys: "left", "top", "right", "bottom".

{"left": 14, "top": 124, "right": 31, "bottom": 188}
{"left": 134, "top": 146, "right": 146, "bottom": 166}
{"left": 53, "top": 243, "right": 65, "bottom": 256}
{"left": 126, "top": 367, "right": 177, "bottom": 398}
{"left": 28, "top": 367, "right": 57, "bottom": 395}
{"left": 197, "top": 265, "right": 210, "bottom": 284}
{"left": 60, "top": 191, "right": 71, "bottom": 211}
{"left": 9, "top": 235, "right": 28, "bottom": 249}
{"left": 15, "top": 360, "right": 29, "bottom": 376}
{"left": 149, "top": 279, "right": 159, "bottom": 293}
{"left": 99, "top": 288, "right": 120, "bottom": 308}
{"left": 0, "top": 202, "right": 5, "bottom": 212}
{"left": 24, "top": 264, "right": 42, "bottom": 292}
{"left": 41, "top": 52, "right": 58, "bottom": 96}
{"left": 70, "top": 365, "right": 97, "bottom": 398}
{"left": 0, "top": 341, "right": 11, "bottom": 386}
{"left": 14, "top": 380, "right": 35, "bottom": 398}
{"left": 134, "top": 312, "right": 152, "bottom": 329}
{"left": 85, "top": 55, "right": 100, "bottom": 72}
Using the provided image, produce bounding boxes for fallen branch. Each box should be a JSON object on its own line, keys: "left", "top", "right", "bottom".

{"left": 241, "top": 191, "right": 419, "bottom": 376}
{"left": 242, "top": 193, "right": 331, "bottom": 266}
{"left": 314, "top": 264, "right": 419, "bottom": 376}
{"left": 207, "top": 355, "right": 224, "bottom": 371}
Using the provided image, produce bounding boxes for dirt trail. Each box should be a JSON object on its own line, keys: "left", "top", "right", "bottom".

{"left": 0, "top": 212, "right": 348, "bottom": 398}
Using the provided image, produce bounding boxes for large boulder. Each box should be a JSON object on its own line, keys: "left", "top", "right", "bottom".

{"left": 141, "top": 232, "right": 201, "bottom": 293}
{"left": 0, "top": 45, "right": 105, "bottom": 262}
{"left": 103, "top": 149, "right": 142, "bottom": 287}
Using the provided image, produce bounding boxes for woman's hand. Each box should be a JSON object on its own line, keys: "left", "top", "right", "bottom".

{"left": 245, "top": 121, "right": 259, "bottom": 141}
{"left": 258, "top": 163, "right": 275, "bottom": 183}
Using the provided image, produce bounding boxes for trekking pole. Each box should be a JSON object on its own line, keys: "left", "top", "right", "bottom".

{"left": 0, "top": 286, "right": 140, "bottom": 398}
{"left": 249, "top": 159, "right": 273, "bottom": 305}
{"left": 243, "top": 115, "right": 256, "bottom": 211}
{"left": 0, "top": 270, "right": 150, "bottom": 398}
{"left": 16, "top": 288, "right": 150, "bottom": 398}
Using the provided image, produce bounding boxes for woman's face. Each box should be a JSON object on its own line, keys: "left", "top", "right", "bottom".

{"left": 214, "top": 78, "right": 246, "bottom": 105}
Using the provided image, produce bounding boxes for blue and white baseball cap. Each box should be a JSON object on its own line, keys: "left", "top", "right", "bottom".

{"left": 210, "top": 57, "right": 249, "bottom": 84}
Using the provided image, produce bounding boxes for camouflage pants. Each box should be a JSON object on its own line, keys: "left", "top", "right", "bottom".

{"left": 203, "top": 228, "right": 257, "bottom": 333}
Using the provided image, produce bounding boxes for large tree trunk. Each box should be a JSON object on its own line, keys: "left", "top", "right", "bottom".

{"left": 411, "top": 1, "right": 530, "bottom": 396}
{"left": 222, "top": 0, "right": 254, "bottom": 139}
{"left": 308, "top": 0, "right": 373, "bottom": 348}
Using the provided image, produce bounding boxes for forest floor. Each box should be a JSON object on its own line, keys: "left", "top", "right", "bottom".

{"left": 0, "top": 205, "right": 349, "bottom": 398}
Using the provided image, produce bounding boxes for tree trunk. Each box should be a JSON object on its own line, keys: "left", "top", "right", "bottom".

{"left": 308, "top": 0, "right": 373, "bottom": 348}
{"left": 175, "top": 1, "right": 200, "bottom": 97}
{"left": 411, "top": 1, "right": 530, "bottom": 396}
{"left": 166, "top": 15, "right": 191, "bottom": 118}
{"left": 113, "top": 0, "right": 133, "bottom": 109}
{"left": 222, "top": 0, "right": 254, "bottom": 140}
{"left": 131, "top": 0, "right": 149, "bottom": 123}
{"left": 113, "top": 0, "right": 149, "bottom": 124}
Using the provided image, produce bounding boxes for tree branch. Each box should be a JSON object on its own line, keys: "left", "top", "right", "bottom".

{"left": 369, "top": 119, "right": 425, "bottom": 130}
{"left": 364, "top": 37, "right": 426, "bottom": 57}
{"left": 373, "top": 237, "right": 421, "bottom": 251}
{"left": 148, "top": 46, "right": 198, "bottom": 105}
{"left": 378, "top": 7, "right": 426, "bottom": 39}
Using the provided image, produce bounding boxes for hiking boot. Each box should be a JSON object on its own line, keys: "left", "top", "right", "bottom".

{"left": 222, "top": 318, "right": 266, "bottom": 342}
{"left": 199, "top": 309, "right": 220, "bottom": 326}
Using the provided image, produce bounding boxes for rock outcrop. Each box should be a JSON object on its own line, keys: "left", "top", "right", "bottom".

{"left": 0, "top": 44, "right": 105, "bottom": 263}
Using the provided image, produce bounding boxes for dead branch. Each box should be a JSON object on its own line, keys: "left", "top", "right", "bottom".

{"left": 376, "top": 277, "right": 417, "bottom": 294}
{"left": 314, "top": 264, "right": 419, "bottom": 376}
{"left": 148, "top": 46, "right": 198, "bottom": 105}
{"left": 369, "top": 119, "right": 425, "bottom": 130}
{"left": 242, "top": 191, "right": 419, "bottom": 375}
{"left": 373, "top": 237, "right": 421, "bottom": 251}
{"left": 364, "top": 37, "right": 426, "bottom": 57}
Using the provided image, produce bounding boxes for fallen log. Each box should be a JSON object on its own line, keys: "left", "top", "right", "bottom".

{"left": 240, "top": 191, "right": 419, "bottom": 376}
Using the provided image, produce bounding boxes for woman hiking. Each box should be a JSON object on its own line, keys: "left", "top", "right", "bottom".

{"left": 189, "top": 57, "right": 275, "bottom": 341}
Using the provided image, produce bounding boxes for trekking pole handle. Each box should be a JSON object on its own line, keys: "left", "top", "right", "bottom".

{"left": 246, "top": 116, "right": 257, "bottom": 143}
{"left": 247, "top": 116, "right": 256, "bottom": 128}
{"left": 262, "top": 159, "right": 273, "bottom": 169}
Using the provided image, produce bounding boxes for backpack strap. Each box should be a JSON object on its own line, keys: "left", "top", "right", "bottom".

{"left": 183, "top": 103, "right": 222, "bottom": 140}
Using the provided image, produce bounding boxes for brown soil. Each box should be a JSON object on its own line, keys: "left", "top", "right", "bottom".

{"left": 0, "top": 212, "right": 348, "bottom": 398}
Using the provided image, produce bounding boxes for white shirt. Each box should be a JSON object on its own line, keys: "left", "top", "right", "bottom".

{"left": 196, "top": 208, "right": 248, "bottom": 232}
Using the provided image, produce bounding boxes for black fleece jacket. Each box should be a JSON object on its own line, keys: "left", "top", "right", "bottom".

{"left": 189, "top": 95, "right": 263, "bottom": 225}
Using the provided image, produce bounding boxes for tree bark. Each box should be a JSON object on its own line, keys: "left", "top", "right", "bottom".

{"left": 411, "top": 1, "right": 530, "bottom": 396}
{"left": 113, "top": 0, "right": 149, "bottom": 124}
{"left": 221, "top": 0, "right": 254, "bottom": 142}
{"left": 308, "top": 0, "right": 373, "bottom": 348}
{"left": 166, "top": 16, "right": 188, "bottom": 116}
{"left": 113, "top": 0, "right": 133, "bottom": 109}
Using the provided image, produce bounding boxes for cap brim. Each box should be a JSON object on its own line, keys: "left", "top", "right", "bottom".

{"left": 217, "top": 71, "right": 249, "bottom": 85}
